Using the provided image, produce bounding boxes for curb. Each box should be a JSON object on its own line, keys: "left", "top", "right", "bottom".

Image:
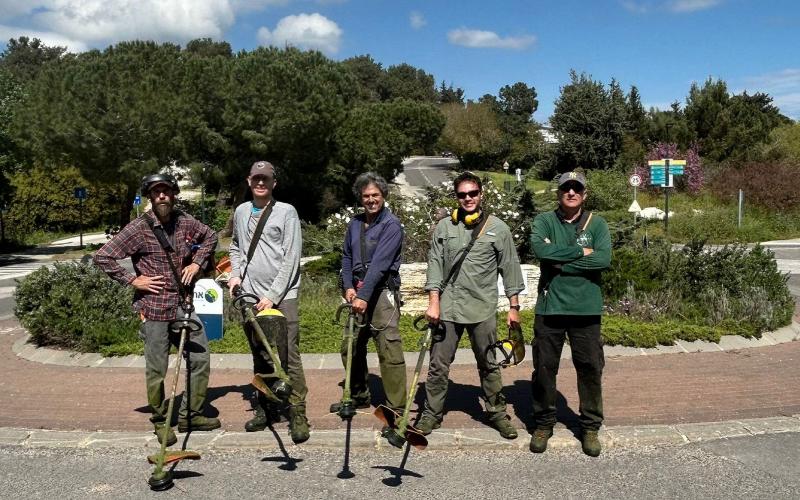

{"left": 9, "top": 320, "right": 800, "bottom": 370}
{"left": 1, "top": 415, "right": 799, "bottom": 452}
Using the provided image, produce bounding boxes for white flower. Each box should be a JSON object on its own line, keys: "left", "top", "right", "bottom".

{"left": 335, "top": 213, "right": 342, "bottom": 220}
{"left": 414, "top": 198, "right": 420, "bottom": 204}
{"left": 327, "top": 218, "right": 332, "bottom": 224}
{"left": 512, "top": 212, "right": 519, "bottom": 219}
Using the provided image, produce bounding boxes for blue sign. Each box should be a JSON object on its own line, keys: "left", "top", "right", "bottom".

{"left": 74, "top": 187, "right": 87, "bottom": 200}
{"left": 133, "top": 195, "right": 141, "bottom": 206}
{"left": 669, "top": 165, "right": 684, "bottom": 175}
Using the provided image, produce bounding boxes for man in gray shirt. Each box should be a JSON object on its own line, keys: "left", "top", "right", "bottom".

{"left": 227, "top": 160, "right": 309, "bottom": 444}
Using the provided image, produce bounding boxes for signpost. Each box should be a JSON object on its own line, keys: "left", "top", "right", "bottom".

{"left": 74, "top": 187, "right": 87, "bottom": 248}
{"left": 648, "top": 159, "right": 686, "bottom": 234}
{"left": 133, "top": 195, "right": 141, "bottom": 217}
{"left": 194, "top": 279, "right": 224, "bottom": 340}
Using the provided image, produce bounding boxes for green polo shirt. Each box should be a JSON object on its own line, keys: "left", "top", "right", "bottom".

{"left": 530, "top": 209, "right": 611, "bottom": 315}
{"left": 426, "top": 215, "right": 525, "bottom": 324}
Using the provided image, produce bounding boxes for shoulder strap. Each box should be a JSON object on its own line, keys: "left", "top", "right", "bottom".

{"left": 239, "top": 200, "right": 275, "bottom": 283}
{"left": 144, "top": 213, "right": 187, "bottom": 299}
{"left": 439, "top": 214, "right": 490, "bottom": 294}
{"left": 359, "top": 220, "right": 368, "bottom": 274}
{"left": 580, "top": 212, "right": 594, "bottom": 233}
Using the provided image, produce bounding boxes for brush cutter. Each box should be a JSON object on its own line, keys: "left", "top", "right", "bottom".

{"left": 490, "top": 323, "right": 526, "bottom": 368}
{"left": 374, "top": 315, "right": 437, "bottom": 450}
{"left": 231, "top": 285, "right": 292, "bottom": 403}
{"left": 147, "top": 303, "right": 203, "bottom": 492}
{"left": 332, "top": 302, "right": 364, "bottom": 420}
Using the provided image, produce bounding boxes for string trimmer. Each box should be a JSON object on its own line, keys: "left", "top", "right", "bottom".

{"left": 231, "top": 286, "right": 292, "bottom": 403}
{"left": 147, "top": 302, "right": 203, "bottom": 491}
{"left": 374, "top": 315, "right": 436, "bottom": 450}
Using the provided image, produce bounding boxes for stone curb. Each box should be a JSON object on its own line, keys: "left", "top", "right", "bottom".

{"left": 9, "top": 321, "right": 800, "bottom": 370}
{"left": 1, "top": 415, "right": 798, "bottom": 452}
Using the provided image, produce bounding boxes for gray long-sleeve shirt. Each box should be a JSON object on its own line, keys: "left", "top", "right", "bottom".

{"left": 229, "top": 200, "right": 301, "bottom": 304}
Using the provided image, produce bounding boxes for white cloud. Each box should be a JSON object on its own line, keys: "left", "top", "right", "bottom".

{"left": 30, "top": 0, "right": 235, "bottom": 45}
{"left": 0, "top": 24, "right": 88, "bottom": 52}
{"left": 232, "top": 0, "right": 290, "bottom": 11}
{"left": 742, "top": 68, "right": 800, "bottom": 119}
{"left": 257, "top": 13, "right": 342, "bottom": 54}
{"left": 409, "top": 11, "right": 426, "bottom": 30}
{"left": 619, "top": 0, "right": 650, "bottom": 13}
{"left": 448, "top": 28, "right": 535, "bottom": 50}
{"left": 668, "top": 0, "right": 722, "bottom": 13}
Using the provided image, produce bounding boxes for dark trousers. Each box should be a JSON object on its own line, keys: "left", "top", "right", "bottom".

{"left": 244, "top": 299, "right": 308, "bottom": 407}
{"left": 531, "top": 314, "right": 605, "bottom": 431}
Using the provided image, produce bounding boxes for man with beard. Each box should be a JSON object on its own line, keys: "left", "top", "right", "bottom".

{"left": 227, "top": 161, "right": 309, "bottom": 444}
{"left": 94, "top": 173, "right": 220, "bottom": 446}
{"left": 417, "top": 171, "right": 524, "bottom": 439}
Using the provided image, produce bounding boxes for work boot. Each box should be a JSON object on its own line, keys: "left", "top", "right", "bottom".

{"left": 329, "top": 397, "right": 370, "bottom": 414}
{"left": 288, "top": 406, "right": 310, "bottom": 444}
{"left": 490, "top": 415, "right": 518, "bottom": 439}
{"left": 245, "top": 404, "right": 268, "bottom": 432}
{"left": 178, "top": 415, "right": 221, "bottom": 433}
{"left": 416, "top": 414, "right": 441, "bottom": 436}
{"left": 581, "top": 430, "right": 602, "bottom": 457}
{"left": 529, "top": 428, "right": 553, "bottom": 453}
{"left": 153, "top": 422, "right": 177, "bottom": 447}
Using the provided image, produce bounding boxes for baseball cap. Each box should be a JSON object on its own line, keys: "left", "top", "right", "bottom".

{"left": 557, "top": 171, "right": 586, "bottom": 188}
{"left": 249, "top": 161, "right": 275, "bottom": 178}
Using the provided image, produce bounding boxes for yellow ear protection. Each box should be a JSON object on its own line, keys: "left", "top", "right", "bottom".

{"left": 451, "top": 208, "right": 483, "bottom": 225}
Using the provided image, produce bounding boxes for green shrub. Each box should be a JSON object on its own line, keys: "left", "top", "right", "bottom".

{"left": 709, "top": 161, "right": 800, "bottom": 212}
{"left": 584, "top": 169, "right": 629, "bottom": 211}
{"left": 177, "top": 197, "right": 231, "bottom": 232}
{"left": 14, "top": 262, "right": 140, "bottom": 351}
{"left": 303, "top": 251, "right": 342, "bottom": 278}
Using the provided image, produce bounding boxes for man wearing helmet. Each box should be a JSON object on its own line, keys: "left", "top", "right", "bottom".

{"left": 529, "top": 171, "right": 611, "bottom": 457}
{"left": 94, "top": 173, "right": 220, "bottom": 446}
{"left": 227, "top": 161, "right": 310, "bottom": 444}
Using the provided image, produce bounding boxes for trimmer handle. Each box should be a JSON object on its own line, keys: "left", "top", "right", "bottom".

{"left": 413, "top": 315, "right": 430, "bottom": 332}
{"left": 231, "top": 285, "right": 259, "bottom": 311}
{"left": 334, "top": 302, "right": 353, "bottom": 325}
{"left": 167, "top": 317, "right": 204, "bottom": 334}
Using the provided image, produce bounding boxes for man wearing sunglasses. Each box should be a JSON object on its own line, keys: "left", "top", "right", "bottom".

{"left": 529, "top": 171, "right": 611, "bottom": 457}
{"left": 418, "top": 171, "right": 525, "bottom": 439}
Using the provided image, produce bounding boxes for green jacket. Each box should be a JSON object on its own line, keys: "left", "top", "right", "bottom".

{"left": 530, "top": 209, "right": 611, "bottom": 315}
{"left": 426, "top": 215, "right": 525, "bottom": 324}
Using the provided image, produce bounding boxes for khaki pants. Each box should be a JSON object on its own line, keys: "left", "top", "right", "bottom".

{"left": 140, "top": 315, "right": 211, "bottom": 422}
{"left": 422, "top": 316, "right": 508, "bottom": 422}
{"left": 340, "top": 289, "right": 407, "bottom": 410}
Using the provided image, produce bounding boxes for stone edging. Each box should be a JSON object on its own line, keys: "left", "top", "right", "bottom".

{"left": 9, "top": 321, "right": 800, "bottom": 370}
{"left": 0, "top": 415, "right": 798, "bottom": 452}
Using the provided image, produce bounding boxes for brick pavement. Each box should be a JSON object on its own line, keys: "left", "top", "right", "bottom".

{"left": 1, "top": 316, "right": 798, "bottom": 435}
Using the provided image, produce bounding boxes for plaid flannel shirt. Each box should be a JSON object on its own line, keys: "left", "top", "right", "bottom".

{"left": 93, "top": 210, "right": 217, "bottom": 321}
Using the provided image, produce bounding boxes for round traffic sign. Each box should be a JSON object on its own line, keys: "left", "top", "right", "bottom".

{"left": 629, "top": 174, "right": 642, "bottom": 187}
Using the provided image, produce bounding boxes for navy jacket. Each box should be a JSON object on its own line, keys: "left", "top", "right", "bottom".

{"left": 341, "top": 207, "right": 403, "bottom": 302}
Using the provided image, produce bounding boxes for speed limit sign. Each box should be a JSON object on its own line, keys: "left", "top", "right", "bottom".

{"left": 629, "top": 174, "right": 642, "bottom": 187}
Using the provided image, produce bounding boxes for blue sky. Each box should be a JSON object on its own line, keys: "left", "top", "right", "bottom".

{"left": 1, "top": 0, "right": 798, "bottom": 120}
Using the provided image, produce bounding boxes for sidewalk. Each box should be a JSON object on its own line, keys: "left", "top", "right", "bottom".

{"left": 1, "top": 315, "right": 799, "bottom": 451}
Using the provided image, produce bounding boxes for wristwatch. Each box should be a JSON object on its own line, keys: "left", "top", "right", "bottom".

{"left": 509, "top": 304, "right": 521, "bottom": 311}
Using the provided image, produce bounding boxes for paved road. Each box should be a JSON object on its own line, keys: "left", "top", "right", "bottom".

{"left": 399, "top": 157, "right": 458, "bottom": 197}
{"left": 1, "top": 432, "right": 798, "bottom": 498}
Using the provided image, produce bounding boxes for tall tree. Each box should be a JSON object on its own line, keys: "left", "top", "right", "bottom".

{"left": 380, "top": 63, "right": 437, "bottom": 102}
{"left": 438, "top": 102, "right": 505, "bottom": 169}
{"left": 550, "top": 71, "right": 626, "bottom": 170}
{"left": 341, "top": 54, "right": 383, "bottom": 102}
{"left": 0, "top": 36, "right": 67, "bottom": 81}
{"left": 437, "top": 80, "right": 465, "bottom": 104}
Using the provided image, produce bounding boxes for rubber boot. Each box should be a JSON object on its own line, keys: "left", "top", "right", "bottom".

{"left": 289, "top": 405, "right": 310, "bottom": 444}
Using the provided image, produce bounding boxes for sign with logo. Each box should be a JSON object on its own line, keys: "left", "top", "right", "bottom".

{"left": 133, "top": 195, "right": 141, "bottom": 206}
{"left": 629, "top": 174, "right": 642, "bottom": 187}
{"left": 194, "top": 278, "right": 224, "bottom": 340}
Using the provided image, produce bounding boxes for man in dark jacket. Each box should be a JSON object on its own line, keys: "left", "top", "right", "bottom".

{"left": 529, "top": 171, "right": 611, "bottom": 457}
{"left": 331, "top": 172, "right": 407, "bottom": 414}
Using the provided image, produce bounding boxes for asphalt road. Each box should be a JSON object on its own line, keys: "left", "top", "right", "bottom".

{"left": 2, "top": 432, "right": 798, "bottom": 499}
{"left": 401, "top": 157, "right": 457, "bottom": 192}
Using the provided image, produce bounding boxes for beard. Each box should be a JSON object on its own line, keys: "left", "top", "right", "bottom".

{"left": 154, "top": 201, "right": 173, "bottom": 219}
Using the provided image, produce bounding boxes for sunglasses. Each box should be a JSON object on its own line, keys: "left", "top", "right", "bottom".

{"left": 559, "top": 182, "right": 584, "bottom": 193}
{"left": 251, "top": 176, "right": 273, "bottom": 184}
{"left": 456, "top": 189, "right": 481, "bottom": 199}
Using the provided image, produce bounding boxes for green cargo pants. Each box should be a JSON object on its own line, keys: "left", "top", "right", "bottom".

{"left": 340, "top": 289, "right": 407, "bottom": 411}
{"left": 422, "top": 315, "right": 508, "bottom": 422}
{"left": 140, "top": 315, "right": 211, "bottom": 423}
{"left": 244, "top": 298, "right": 308, "bottom": 407}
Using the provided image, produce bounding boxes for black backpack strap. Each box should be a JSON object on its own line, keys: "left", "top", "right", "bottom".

{"left": 240, "top": 199, "right": 275, "bottom": 283}
{"left": 439, "top": 214, "right": 489, "bottom": 295}
{"left": 144, "top": 213, "right": 188, "bottom": 300}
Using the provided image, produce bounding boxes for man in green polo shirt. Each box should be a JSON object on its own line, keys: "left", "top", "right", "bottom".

{"left": 529, "top": 171, "right": 611, "bottom": 457}
{"left": 417, "top": 171, "right": 525, "bottom": 439}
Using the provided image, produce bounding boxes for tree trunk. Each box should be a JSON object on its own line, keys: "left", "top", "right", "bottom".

{"left": 119, "top": 184, "right": 137, "bottom": 227}
{"left": 219, "top": 180, "right": 248, "bottom": 237}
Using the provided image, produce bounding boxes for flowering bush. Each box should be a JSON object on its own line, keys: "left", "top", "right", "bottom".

{"left": 322, "top": 177, "right": 535, "bottom": 263}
